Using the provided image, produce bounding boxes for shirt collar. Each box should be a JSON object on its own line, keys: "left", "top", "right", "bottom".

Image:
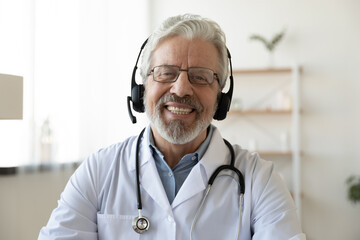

{"left": 147, "top": 125, "right": 215, "bottom": 166}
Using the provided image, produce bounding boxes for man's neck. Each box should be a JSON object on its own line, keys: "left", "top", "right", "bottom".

{"left": 151, "top": 127, "right": 207, "bottom": 169}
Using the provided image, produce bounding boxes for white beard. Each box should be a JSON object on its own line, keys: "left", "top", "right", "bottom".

{"left": 145, "top": 94, "right": 216, "bottom": 144}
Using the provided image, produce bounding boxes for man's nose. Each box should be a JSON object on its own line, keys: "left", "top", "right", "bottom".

{"left": 169, "top": 71, "right": 193, "bottom": 97}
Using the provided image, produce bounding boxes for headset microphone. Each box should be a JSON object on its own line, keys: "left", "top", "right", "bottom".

{"left": 127, "top": 96, "right": 137, "bottom": 124}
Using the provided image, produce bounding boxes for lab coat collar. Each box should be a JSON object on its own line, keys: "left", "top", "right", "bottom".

{"left": 172, "top": 126, "right": 229, "bottom": 208}
{"left": 199, "top": 126, "right": 230, "bottom": 177}
{"left": 127, "top": 125, "right": 229, "bottom": 212}
{"left": 128, "top": 126, "right": 173, "bottom": 215}
{"left": 128, "top": 125, "right": 152, "bottom": 172}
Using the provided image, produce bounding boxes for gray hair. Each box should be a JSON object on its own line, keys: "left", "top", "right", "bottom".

{"left": 139, "top": 14, "right": 229, "bottom": 89}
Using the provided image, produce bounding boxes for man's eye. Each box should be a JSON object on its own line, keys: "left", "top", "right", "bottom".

{"left": 190, "top": 74, "right": 209, "bottom": 84}
{"left": 163, "top": 72, "right": 176, "bottom": 76}
{"left": 193, "top": 75, "right": 207, "bottom": 81}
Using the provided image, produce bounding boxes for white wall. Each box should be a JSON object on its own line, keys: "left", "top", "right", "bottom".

{"left": 149, "top": 0, "right": 360, "bottom": 239}
{"left": 1, "top": 1, "right": 359, "bottom": 239}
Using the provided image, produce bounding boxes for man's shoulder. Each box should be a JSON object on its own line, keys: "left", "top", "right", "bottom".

{"left": 97, "top": 135, "right": 137, "bottom": 157}
{"left": 233, "top": 145, "right": 275, "bottom": 176}
{"left": 79, "top": 134, "right": 138, "bottom": 174}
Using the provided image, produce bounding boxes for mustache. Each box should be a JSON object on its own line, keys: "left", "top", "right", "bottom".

{"left": 156, "top": 94, "right": 203, "bottom": 113}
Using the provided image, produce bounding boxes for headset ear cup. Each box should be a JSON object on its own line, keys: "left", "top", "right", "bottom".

{"left": 131, "top": 84, "right": 145, "bottom": 113}
{"left": 213, "top": 92, "right": 231, "bottom": 121}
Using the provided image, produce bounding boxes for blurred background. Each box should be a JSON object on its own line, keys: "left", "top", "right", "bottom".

{"left": 0, "top": 0, "right": 359, "bottom": 239}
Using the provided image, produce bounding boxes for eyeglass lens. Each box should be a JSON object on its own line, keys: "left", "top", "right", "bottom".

{"left": 153, "top": 65, "right": 215, "bottom": 85}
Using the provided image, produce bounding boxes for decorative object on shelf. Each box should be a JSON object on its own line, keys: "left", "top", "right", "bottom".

{"left": 231, "top": 98, "right": 243, "bottom": 110}
{"left": 276, "top": 90, "right": 292, "bottom": 110}
{"left": 249, "top": 29, "right": 286, "bottom": 67}
{"left": 346, "top": 175, "right": 360, "bottom": 204}
{"left": 40, "top": 117, "right": 54, "bottom": 164}
{"left": 248, "top": 139, "right": 258, "bottom": 152}
{"left": 280, "top": 131, "right": 290, "bottom": 152}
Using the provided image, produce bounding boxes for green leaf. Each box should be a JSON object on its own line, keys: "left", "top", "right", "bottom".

{"left": 346, "top": 175, "right": 360, "bottom": 204}
{"left": 346, "top": 175, "right": 355, "bottom": 185}
{"left": 249, "top": 34, "right": 272, "bottom": 51}
{"left": 249, "top": 29, "right": 286, "bottom": 52}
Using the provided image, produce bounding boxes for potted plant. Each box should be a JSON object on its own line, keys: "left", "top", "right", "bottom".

{"left": 249, "top": 29, "right": 286, "bottom": 67}
{"left": 346, "top": 175, "right": 360, "bottom": 204}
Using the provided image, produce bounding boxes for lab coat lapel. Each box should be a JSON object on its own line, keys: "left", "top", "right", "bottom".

{"left": 199, "top": 128, "right": 230, "bottom": 178}
{"left": 171, "top": 163, "right": 207, "bottom": 208}
{"left": 133, "top": 127, "right": 172, "bottom": 215}
{"left": 172, "top": 127, "right": 229, "bottom": 208}
{"left": 140, "top": 157, "right": 172, "bottom": 214}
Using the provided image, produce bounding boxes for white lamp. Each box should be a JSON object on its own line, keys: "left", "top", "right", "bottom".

{"left": 0, "top": 73, "right": 23, "bottom": 119}
{"left": 0, "top": 73, "right": 23, "bottom": 174}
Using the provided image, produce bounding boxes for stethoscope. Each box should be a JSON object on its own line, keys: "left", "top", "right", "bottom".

{"left": 132, "top": 128, "right": 245, "bottom": 239}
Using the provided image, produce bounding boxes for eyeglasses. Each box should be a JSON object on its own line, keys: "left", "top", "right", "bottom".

{"left": 148, "top": 65, "right": 219, "bottom": 85}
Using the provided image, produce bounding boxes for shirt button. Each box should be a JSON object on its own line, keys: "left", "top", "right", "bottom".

{"left": 168, "top": 172, "right": 173, "bottom": 177}
{"left": 167, "top": 216, "right": 174, "bottom": 223}
{"left": 191, "top": 156, "right": 197, "bottom": 161}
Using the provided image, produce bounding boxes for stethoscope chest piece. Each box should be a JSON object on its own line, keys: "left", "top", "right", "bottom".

{"left": 132, "top": 215, "right": 150, "bottom": 234}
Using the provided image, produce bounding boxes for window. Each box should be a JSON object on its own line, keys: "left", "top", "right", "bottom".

{"left": 0, "top": 0, "right": 149, "bottom": 168}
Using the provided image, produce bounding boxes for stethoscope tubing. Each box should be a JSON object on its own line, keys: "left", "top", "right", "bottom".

{"left": 190, "top": 173, "right": 244, "bottom": 240}
{"left": 134, "top": 128, "right": 245, "bottom": 238}
{"left": 135, "top": 128, "right": 146, "bottom": 210}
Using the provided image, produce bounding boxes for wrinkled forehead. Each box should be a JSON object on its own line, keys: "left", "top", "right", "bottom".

{"left": 150, "top": 36, "right": 219, "bottom": 71}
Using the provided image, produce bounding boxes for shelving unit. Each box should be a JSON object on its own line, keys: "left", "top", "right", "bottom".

{"left": 217, "top": 65, "right": 302, "bottom": 218}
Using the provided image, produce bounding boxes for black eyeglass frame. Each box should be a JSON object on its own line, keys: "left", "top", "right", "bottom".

{"left": 148, "top": 65, "right": 220, "bottom": 85}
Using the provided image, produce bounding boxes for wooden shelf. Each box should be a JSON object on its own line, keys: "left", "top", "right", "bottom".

{"left": 229, "top": 109, "right": 292, "bottom": 115}
{"left": 255, "top": 151, "right": 293, "bottom": 157}
{"left": 233, "top": 67, "right": 293, "bottom": 74}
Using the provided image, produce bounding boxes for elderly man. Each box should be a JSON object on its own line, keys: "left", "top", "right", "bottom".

{"left": 39, "top": 14, "right": 306, "bottom": 240}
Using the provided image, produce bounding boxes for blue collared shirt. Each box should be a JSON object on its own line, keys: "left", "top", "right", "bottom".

{"left": 148, "top": 125, "right": 214, "bottom": 204}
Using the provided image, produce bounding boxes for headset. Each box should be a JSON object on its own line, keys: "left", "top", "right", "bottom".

{"left": 127, "top": 38, "right": 234, "bottom": 124}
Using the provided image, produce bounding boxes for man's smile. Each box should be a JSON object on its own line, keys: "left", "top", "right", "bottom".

{"left": 166, "top": 105, "right": 194, "bottom": 115}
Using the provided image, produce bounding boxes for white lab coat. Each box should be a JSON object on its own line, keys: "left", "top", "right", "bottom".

{"left": 39, "top": 126, "right": 306, "bottom": 240}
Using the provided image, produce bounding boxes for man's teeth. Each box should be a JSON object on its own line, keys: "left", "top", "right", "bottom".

{"left": 167, "top": 106, "right": 192, "bottom": 115}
